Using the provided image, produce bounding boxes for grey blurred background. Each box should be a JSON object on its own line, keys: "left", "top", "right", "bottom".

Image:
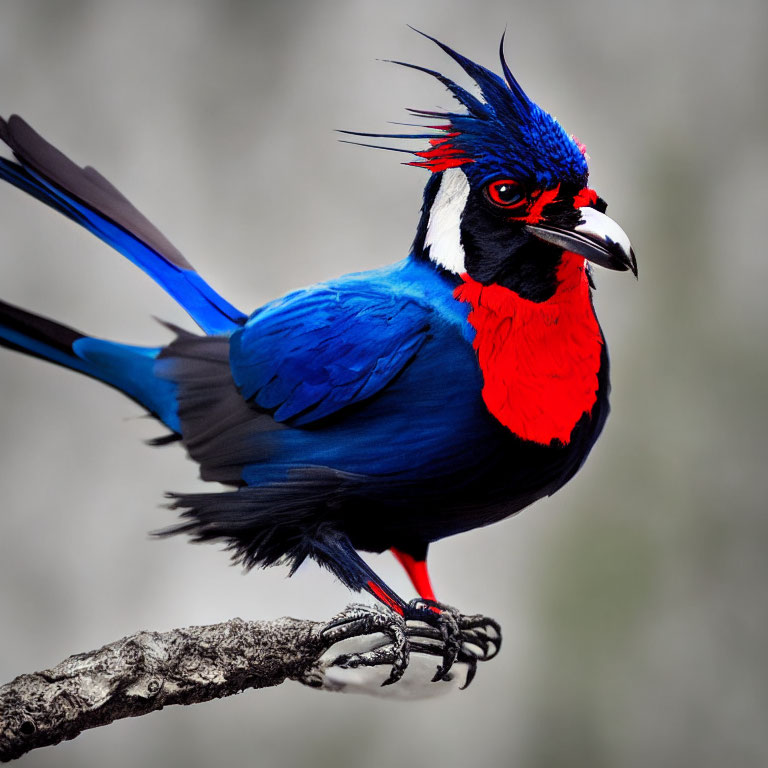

{"left": 0, "top": 0, "right": 766, "bottom": 765}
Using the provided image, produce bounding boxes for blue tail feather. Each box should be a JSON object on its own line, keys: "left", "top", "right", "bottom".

{"left": 0, "top": 298, "right": 180, "bottom": 431}
{"left": 72, "top": 338, "right": 180, "bottom": 431}
{"left": 0, "top": 115, "right": 246, "bottom": 335}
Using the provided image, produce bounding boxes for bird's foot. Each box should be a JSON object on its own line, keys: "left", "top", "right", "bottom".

{"left": 405, "top": 599, "right": 502, "bottom": 687}
{"left": 307, "top": 602, "right": 502, "bottom": 693}
{"left": 317, "top": 603, "right": 410, "bottom": 687}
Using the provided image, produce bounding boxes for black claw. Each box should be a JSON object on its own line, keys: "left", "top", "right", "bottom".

{"left": 434, "top": 611, "right": 461, "bottom": 682}
{"left": 455, "top": 613, "right": 502, "bottom": 661}
{"left": 405, "top": 598, "right": 463, "bottom": 682}
{"left": 320, "top": 604, "right": 410, "bottom": 686}
{"left": 459, "top": 654, "right": 478, "bottom": 690}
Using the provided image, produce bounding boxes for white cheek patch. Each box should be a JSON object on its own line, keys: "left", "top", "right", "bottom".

{"left": 424, "top": 167, "right": 470, "bottom": 274}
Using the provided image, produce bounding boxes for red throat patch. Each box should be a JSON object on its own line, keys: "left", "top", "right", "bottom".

{"left": 454, "top": 254, "right": 604, "bottom": 445}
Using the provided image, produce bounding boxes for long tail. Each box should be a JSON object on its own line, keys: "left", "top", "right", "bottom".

{"left": 0, "top": 298, "right": 180, "bottom": 432}
{"left": 0, "top": 115, "right": 246, "bottom": 335}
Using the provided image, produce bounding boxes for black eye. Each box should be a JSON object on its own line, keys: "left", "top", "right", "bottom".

{"left": 485, "top": 179, "right": 526, "bottom": 208}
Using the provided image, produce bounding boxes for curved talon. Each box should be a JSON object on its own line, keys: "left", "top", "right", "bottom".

{"left": 457, "top": 651, "right": 479, "bottom": 690}
{"left": 433, "top": 609, "right": 461, "bottom": 682}
{"left": 320, "top": 604, "right": 410, "bottom": 686}
{"left": 332, "top": 637, "right": 408, "bottom": 686}
{"left": 405, "top": 598, "right": 463, "bottom": 682}
{"left": 322, "top": 604, "right": 383, "bottom": 639}
{"left": 458, "top": 614, "right": 503, "bottom": 660}
{"left": 380, "top": 619, "right": 409, "bottom": 686}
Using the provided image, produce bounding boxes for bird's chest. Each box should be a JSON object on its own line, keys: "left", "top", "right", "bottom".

{"left": 454, "top": 268, "right": 604, "bottom": 446}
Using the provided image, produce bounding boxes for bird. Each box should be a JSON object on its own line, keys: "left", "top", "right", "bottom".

{"left": 0, "top": 31, "right": 635, "bottom": 682}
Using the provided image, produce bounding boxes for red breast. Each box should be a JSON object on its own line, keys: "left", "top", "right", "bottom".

{"left": 454, "top": 252, "right": 604, "bottom": 446}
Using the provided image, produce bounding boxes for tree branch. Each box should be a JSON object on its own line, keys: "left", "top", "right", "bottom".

{"left": 0, "top": 606, "right": 501, "bottom": 762}
{"left": 0, "top": 615, "right": 326, "bottom": 762}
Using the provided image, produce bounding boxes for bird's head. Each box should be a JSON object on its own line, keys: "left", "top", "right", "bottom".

{"left": 342, "top": 31, "right": 636, "bottom": 301}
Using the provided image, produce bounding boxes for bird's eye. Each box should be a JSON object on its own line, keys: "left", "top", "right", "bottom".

{"left": 485, "top": 179, "right": 526, "bottom": 208}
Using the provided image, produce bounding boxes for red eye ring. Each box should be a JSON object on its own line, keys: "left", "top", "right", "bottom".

{"left": 485, "top": 179, "right": 526, "bottom": 208}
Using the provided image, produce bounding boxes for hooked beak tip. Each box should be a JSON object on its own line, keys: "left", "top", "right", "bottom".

{"left": 608, "top": 242, "right": 638, "bottom": 277}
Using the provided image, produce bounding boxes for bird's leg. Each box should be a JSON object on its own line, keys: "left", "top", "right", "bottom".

{"left": 311, "top": 535, "right": 416, "bottom": 685}
{"left": 314, "top": 535, "right": 501, "bottom": 687}
{"left": 389, "top": 547, "right": 459, "bottom": 680}
{"left": 315, "top": 547, "right": 454, "bottom": 686}
{"left": 391, "top": 547, "right": 436, "bottom": 602}
{"left": 390, "top": 546, "right": 502, "bottom": 683}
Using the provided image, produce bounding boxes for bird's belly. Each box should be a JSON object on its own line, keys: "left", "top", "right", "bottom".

{"left": 340, "top": 420, "right": 598, "bottom": 551}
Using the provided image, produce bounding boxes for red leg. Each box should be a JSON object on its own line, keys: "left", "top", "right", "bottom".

{"left": 364, "top": 579, "right": 406, "bottom": 616}
{"left": 391, "top": 548, "right": 437, "bottom": 602}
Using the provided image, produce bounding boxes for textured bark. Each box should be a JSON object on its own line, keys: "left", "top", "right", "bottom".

{"left": 0, "top": 616, "right": 324, "bottom": 762}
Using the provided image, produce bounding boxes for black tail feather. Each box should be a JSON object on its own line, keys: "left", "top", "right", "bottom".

{"left": 0, "top": 297, "right": 84, "bottom": 364}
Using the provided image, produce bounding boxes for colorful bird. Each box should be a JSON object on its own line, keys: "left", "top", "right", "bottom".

{"left": 0, "top": 32, "right": 635, "bottom": 683}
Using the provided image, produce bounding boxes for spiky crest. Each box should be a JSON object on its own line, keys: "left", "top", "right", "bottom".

{"left": 340, "top": 30, "right": 589, "bottom": 188}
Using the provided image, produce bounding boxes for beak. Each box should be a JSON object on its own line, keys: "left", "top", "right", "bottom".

{"left": 525, "top": 207, "right": 637, "bottom": 277}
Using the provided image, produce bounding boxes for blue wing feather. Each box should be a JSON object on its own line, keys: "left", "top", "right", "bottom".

{"left": 231, "top": 284, "right": 432, "bottom": 425}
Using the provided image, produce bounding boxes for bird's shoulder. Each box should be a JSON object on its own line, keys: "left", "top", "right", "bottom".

{"left": 240, "top": 257, "right": 468, "bottom": 331}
